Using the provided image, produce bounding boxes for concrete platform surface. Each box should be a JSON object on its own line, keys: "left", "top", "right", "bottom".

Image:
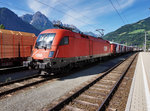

{"left": 126, "top": 52, "right": 150, "bottom": 111}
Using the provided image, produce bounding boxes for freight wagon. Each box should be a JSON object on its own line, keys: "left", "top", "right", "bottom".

{"left": 0, "top": 29, "right": 36, "bottom": 67}
{"left": 109, "top": 41, "right": 133, "bottom": 55}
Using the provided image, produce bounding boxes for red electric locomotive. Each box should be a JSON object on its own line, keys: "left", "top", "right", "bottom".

{"left": 23, "top": 27, "right": 111, "bottom": 74}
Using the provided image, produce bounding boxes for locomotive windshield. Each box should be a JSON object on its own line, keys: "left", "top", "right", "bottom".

{"left": 35, "top": 33, "right": 56, "bottom": 49}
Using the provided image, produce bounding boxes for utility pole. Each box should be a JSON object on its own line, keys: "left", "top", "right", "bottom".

{"left": 144, "top": 31, "right": 147, "bottom": 52}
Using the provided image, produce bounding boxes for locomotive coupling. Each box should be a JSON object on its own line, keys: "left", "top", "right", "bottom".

{"left": 23, "top": 61, "right": 31, "bottom": 67}
{"left": 38, "top": 63, "right": 47, "bottom": 69}
{"left": 23, "top": 57, "right": 32, "bottom": 67}
{"left": 38, "top": 58, "right": 51, "bottom": 69}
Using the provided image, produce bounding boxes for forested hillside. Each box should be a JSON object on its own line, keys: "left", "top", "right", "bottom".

{"left": 104, "top": 17, "right": 150, "bottom": 48}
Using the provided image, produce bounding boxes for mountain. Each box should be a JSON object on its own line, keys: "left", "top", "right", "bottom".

{"left": 21, "top": 11, "right": 54, "bottom": 31}
{"left": 0, "top": 7, "right": 40, "bottom": 35}
{"left": 103, "top": 17, "right": 150, "bottom": 47}
{"left": 20, "top": 14, "right": 32, "bottom": 23}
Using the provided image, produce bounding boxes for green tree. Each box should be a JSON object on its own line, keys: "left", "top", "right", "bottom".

{"left": 0, "top": 24, "right": 5, "bottom": 29}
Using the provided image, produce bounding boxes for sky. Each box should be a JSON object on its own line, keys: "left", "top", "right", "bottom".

{"left": 0, "top": 0, "right": 150, "bottom": 34}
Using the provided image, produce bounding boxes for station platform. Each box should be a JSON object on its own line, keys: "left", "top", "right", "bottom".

{"left": 125, "top": 52, "right": 150, "bottom": 111}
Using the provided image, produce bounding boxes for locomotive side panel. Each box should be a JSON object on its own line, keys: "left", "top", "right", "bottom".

{"left": 56, "top": 34, "right": 90, "bottom": 58}
{"left": 91, "top": 38, "right": 111, "bottom": 58}
{"left": 74, "top": 37, "right": 89, "bottom": 57}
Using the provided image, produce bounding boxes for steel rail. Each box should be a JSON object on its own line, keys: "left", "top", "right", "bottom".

{"left": 0, "top": 66, "right": 27, "bottom": 75}
{"left": 0, "top": 66, "right": 24, "bottom": 71}
{"left": 0, "top": 74, "right": 39, "bottom": 87}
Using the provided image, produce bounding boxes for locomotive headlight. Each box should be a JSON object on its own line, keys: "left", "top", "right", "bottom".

{"left": 49, "top": 51, "right": 54, "bottom": 57}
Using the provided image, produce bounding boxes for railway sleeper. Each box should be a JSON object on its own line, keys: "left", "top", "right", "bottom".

{"left": 66, "top": 100, "right": 99, "bottom": 111}
{"left": 105, "top": 76, "right": 119, "bottom": 79}
{"left": 102, "top": 78, "right": 118, "bottom": 82}
{"left": 94, "top": 84, "right": 112, "bottom": 89}
{"left": 65, "top": 105, "right": 84, "bottom": 111}
{"left": 86, "top": 90, "right": 108, "bottom": 96}
{"left": 101, "top": 80, "right": 116, "bottom": 84}
{"left": 67, "top": 101, "right": 98, "bottom": 111}
{"left": 80, "top": 94, "right": 103, "bottom": 100}
{"left": 97, "top": 81, "right": 114, "bottom": 86}
{"left": 88, "top": 88, "right": 110, "bottom": 94}
{"left": 90, "top": 87, "right": 110, "bottom": 92}
{"left": 108, "top": 71, "right": 123, "bottom": 75}
{"left": 107, "top": 108, "right": 117, "bottom": 111}
{"left": 14, "top": 83, "right": 24, "bottom": 86}
{"left": 78, "top": 95, "right": 102, "bottom": 104}
{"left": 105, "top": 72, "right": 121, "bottom": 77}
{"left": 74, "top": 99, "right": 99, "bottom": 107}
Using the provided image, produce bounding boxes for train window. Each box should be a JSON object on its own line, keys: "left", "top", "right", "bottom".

{"left": 59, "top": 36, "right": 69, "bottom": 45}
{"left": 35, "top": 33, "right": 56, "bottom": 49}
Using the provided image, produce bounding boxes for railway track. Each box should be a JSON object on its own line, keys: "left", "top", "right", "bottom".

{"left": 0, "top": 74, "right": 56, "bottom": 98}
{"left": 48, "top": 53, "right": 137, "bottom": 111}
{"left": 0, "top": 66, "right": 27, "bottom": 74}
{"left": 0, "top": 56, "right": 117, "bottom": 98}
{"left": 0, "top": 74, "right": 39, "bottom": 87}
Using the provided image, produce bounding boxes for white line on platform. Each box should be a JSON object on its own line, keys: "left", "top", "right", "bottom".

{"left": 141, "top": 54, "right": 150, "bottom": 111}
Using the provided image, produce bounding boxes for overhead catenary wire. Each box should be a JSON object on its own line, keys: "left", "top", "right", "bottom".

{"left": 58, "top": 1, "right": 104, "bottom": 33}
{"left": 115, "top": 0, "right": 129, "bottom": 23}
{"left": 33, "top": 0, "right": 97, "bottom": 32}
{"left": 58, "top": 1, "right": 96, "bottom": 25}
{"left": 108, "top": 0, "right": 126, "bottom": 24}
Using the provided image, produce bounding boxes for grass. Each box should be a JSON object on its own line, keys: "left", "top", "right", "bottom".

{"left": 138, "top": 20, "right": 144, "bottom": 25}
{"left": 147, "top": 30, "right": 150, "bottom": 34}
{"left": 128, "top": 29, "right": 145, "bottom": 34}
{"left": 119, "top": 32, "right": 126, "bottom": 36}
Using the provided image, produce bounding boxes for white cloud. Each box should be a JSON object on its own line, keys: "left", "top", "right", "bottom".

{"left": 119, "top": 0, "right": 135, "bottom": 9}
{"left": 27, "top": 0, "right": 53, "bottom": 16}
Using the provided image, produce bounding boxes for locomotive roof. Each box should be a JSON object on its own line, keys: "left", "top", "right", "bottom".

{"left": 40, "top": 29, "right": 107, "bottom": 41}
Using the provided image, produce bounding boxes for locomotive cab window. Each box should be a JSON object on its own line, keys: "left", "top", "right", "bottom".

{"left": 35, "top": 33, "right": 56, "bottom": 49}
{"left": 59, "top": 36, "right": 69, "bottom": 45}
